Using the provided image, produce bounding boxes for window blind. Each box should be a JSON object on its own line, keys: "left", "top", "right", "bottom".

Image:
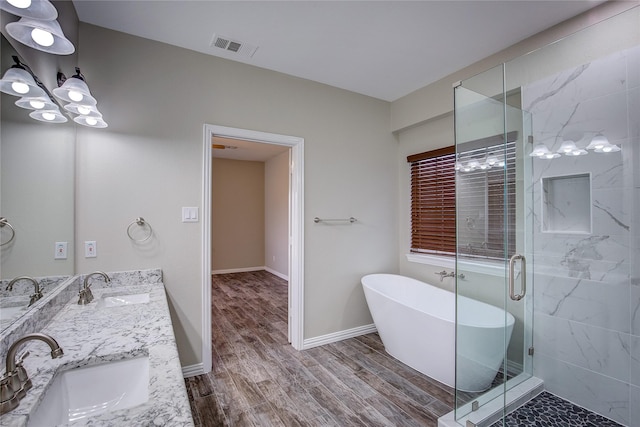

{"left": 408, "top": 146, "right": 457, "bottom": 255}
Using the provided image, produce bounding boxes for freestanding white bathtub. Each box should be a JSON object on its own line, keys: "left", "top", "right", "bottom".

{"left": 361, "top": 273, "right": 515, "bottom": 392}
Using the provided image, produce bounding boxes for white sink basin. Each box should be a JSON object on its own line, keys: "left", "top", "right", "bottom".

{"left": 28, "top": 356, "right": 149, "bottom": 426}
{"left": 0, "top": 305, "right": 27, "bottom": 321}
{"left": 0, "top": 297, "right": 30, "bottom": 323}
{"left": 96, "top": 293, "right": 150, "bottom": 309}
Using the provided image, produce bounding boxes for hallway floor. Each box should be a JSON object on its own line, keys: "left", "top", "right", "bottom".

{"left": 184, "top": 271, "right": 454, "bottom": 426}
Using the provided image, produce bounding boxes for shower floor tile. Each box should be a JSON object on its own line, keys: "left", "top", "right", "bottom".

{"left": 492, "top": 391, "right": 622, "bottom": 427}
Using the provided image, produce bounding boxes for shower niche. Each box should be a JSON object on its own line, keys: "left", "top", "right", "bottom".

{"left": 541, "top": 173, "right": 592, "bottom": 234}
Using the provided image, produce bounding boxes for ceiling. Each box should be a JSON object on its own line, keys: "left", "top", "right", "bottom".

{"left": 72, "top": 0, "right": 607, "bottom": 103}
{"left": 72, "top": 0, "right": 609, "bottom": 162}
{"left": 211, "top": 136, "right": 289, "bottom": 161}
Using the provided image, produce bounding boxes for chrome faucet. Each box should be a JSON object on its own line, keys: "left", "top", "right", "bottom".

{"left": 78, "top": 271, "right": 111, "bottom": 305}
{"left": 436, "top": 270, "right": 455, "bottom": 281}
{"left": 6, "top": 276, "right": 42, "bottom": 306}
{"left": 0, "top": 333, "right": 64, "bottom": 414}
{"left": 435, "top": 270, "right": 464, "bottom": 281}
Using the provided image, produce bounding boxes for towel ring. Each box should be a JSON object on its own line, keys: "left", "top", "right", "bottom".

{"left": 126, "top": 217, "right": 153, "bottom": 242}
{"left": 0, "top": 217, "right": 16, "bottom": 246}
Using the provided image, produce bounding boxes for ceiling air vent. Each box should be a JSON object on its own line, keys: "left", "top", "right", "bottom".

{"left": 210, "top": 34, "right": 258, "bottom": 58}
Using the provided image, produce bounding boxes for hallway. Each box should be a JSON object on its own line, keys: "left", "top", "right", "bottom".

{"left": 185, "top": 271, "right": 454, "bottom": 426}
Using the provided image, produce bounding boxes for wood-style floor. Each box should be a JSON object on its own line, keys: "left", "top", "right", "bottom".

{"left": 185, "top": 271, "right": 454, "bottom": 426}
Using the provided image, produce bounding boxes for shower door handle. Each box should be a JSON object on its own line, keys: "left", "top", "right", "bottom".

{"left": 509, "top": 254, "right": 526, "bottom": 301}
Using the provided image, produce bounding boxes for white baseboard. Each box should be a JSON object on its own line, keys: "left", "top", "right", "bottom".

{"left": 185, "top": 324, "right": 377, "bottom": 374}
{"left": 264, "top": 267, "right": 289, "bottom": 281}
{"left": 182, "top": 363, "right": 205, "bottom": 378}
{"left": 212, "top": 266, "right": 265, "bottom": 275}
{"left": 302, "top": 323, "right": 377, "bottom": 350}
{"left": 211, "top": 266, "right": 289, "bottom": 281}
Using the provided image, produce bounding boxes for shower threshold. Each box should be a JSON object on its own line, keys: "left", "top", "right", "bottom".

{"left": 438, "top": 376, "right": 544, "bottom": 427}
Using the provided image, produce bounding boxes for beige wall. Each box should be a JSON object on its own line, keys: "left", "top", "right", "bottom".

{"left": 1, "top": 118, "right": 75, "bottom": 278}
{"left": 211, "top": 158, "right": 265, "bottom": 271}
{"left": 265, "top": 151, "right": 289, "bottom": 278}
{"left": 75, "top": 23, "right": 397, "bottom": 367}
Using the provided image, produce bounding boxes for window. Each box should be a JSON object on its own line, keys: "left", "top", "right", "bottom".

{"left": 408, "top": 133, "right": 516, "bottom": 260}
{"left": 408, "top": 146, "right": 456, "bottom": 255}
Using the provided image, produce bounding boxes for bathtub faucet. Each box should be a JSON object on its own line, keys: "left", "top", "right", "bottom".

{"left": 436, "top": 270, "right": 455, "bottom": 281}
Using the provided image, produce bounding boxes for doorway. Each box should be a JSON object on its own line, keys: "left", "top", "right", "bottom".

{"left": 201, "top": 124, "right": 304, "bottom": 374}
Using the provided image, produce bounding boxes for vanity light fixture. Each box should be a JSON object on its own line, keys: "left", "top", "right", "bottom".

{"left": 485, "top": 155, "right": 499, "bottom": 166}
{"left": 29, "top": 108, "right": 67, "bottom": 123}
{"left": 53, "top": 70, "right": 97, "bottom": 105}
{"left": 63, "top": 102, "right": 101, "bottom": 117}
{"left": 15, "top": 95, "right": 58, "bottom": 110}
{"left": 594, "top": 144, "right": 620, "bottom": 153}
{"left": 478, "top": 160, "right": 491, "bottom": 170}
{"left": 529, "top": 143, "right": 551, "bottom": 157}
{"left": 0, "top": 55, "right": 67, "bottom": 123}
{"left": 0, "top": 0, "right": 57, "bottom": 20}
{"left": 586, "top": 133, "right": 620, "bottom": 153}
{"left": 5, "top": 17, "right": 74, "bottom": 55}
{"left": 73, "top": 114, "right": 107, "bottom": 128}
{"left": 54, "top": 68, "right": 108, "bottom": 128}
{"left": 0, "top": 60, "right": 42, "bottom": 97}
{"left": 557, "top": 140, "right": 587, "bottom": 156}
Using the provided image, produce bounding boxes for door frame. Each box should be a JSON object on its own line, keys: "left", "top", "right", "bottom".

{"left": 201, "top": 124, "right": 305, "bottom": 373}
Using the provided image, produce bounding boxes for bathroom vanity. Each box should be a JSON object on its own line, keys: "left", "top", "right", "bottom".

{"left": 0, "top": 269, "right": 193, "bottom": 426}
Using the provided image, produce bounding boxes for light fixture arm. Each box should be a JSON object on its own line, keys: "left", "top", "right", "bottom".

{"left": 58, "top": 67, "right": 87, "bottom": 86}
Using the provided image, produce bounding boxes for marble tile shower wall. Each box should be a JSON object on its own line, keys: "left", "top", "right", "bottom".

{"left": 522, "top": 45, "right": 639, "bottom": 426}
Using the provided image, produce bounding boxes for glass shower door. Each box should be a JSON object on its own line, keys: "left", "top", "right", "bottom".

{"left": 453, "top": 69, "right": 534, "bottom": 426}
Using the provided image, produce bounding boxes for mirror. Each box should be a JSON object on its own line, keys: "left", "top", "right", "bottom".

{"left": 0, "top": 28, "right": 76, "bottom": 330}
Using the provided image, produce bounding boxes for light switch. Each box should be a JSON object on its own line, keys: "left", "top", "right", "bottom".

{"left": 182, "top": 207, "right": 199, "bottom": 223}
{"left": 84, "top": 241, "right": 97, "bottom": 258}
{"left": 55, "top": 242, "right": 67, "bottom": 259}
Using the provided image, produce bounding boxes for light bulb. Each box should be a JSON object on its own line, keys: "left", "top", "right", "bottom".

{"left": 602, "top": 146, "right": 612, "bottom": 153}
{"left": 559, "top": 142, "right": 576, "bottom": 153}
{"left": 86, "top": 117, "right": 98, "bottom": 126}
{"left": 29, "top": 99, "right": 45, "bottom": 109}
{"left": 530, "top": 143, "right": 550, "bottom": 157}
{"left": 11, "top": 81, "right": 30, "bottom": 94}
{"left": 42, "top": 112, "right": 56, "bottom": 121}
{"left": 31, "top": 28, "right": 54, "bottom": 47}
{"left": 7, "top": 0, "right": 31, "bottom": 8}
{"left": 77, "top": 105, "right": 91, "bottom": 115}
{"left": 68, "top": 90, "right": 83, "bottom": 102}
{"left": 587, "top": 134, "right": 609, "bottom": 150}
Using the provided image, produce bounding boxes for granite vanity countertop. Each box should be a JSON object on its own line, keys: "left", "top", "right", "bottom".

{"left": 1, "top": 282, "right": 194, "bottom": 426}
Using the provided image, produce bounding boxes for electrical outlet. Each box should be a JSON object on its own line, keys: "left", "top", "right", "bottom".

{"left": 84, "top": 241, "right": 97, "bottom": 258}
{"left": 55, "top": 242, "right": 67, "bottom": 259}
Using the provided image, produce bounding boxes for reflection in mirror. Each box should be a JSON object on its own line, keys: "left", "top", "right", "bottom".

{"left": 0, "top": 34, "right": 75, "bottom": 332}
